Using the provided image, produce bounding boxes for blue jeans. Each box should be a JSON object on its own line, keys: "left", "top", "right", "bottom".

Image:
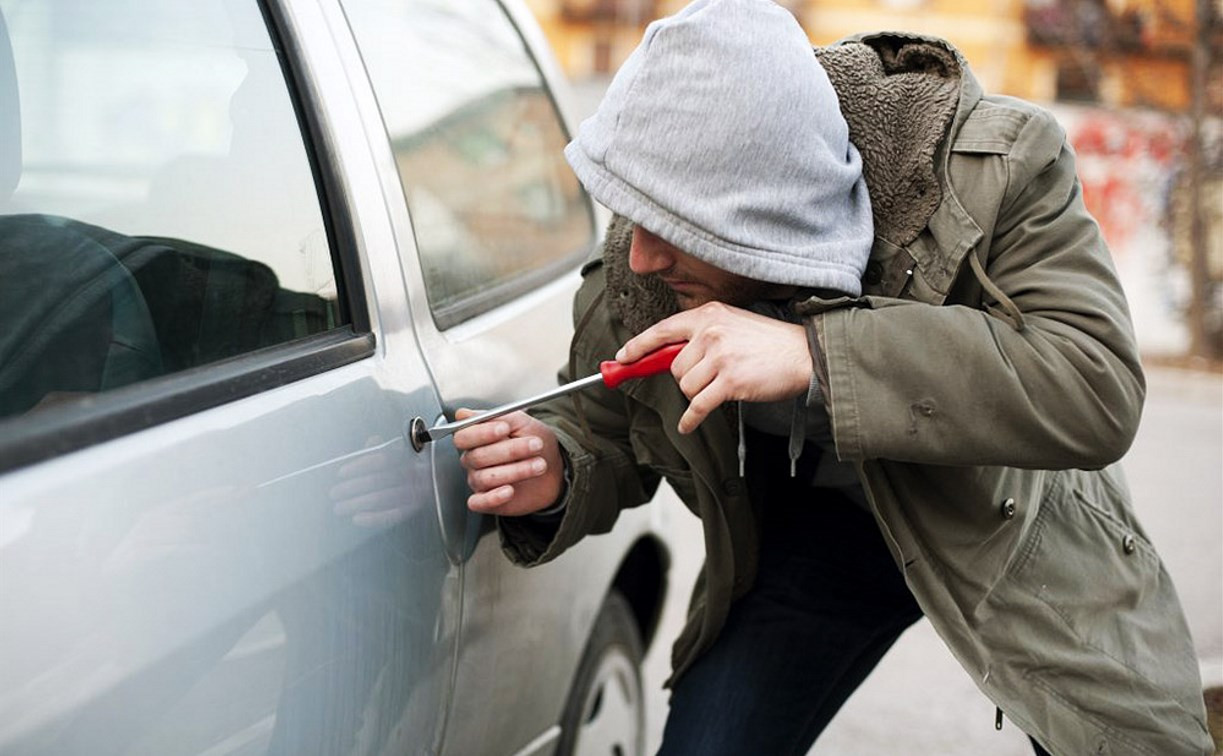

{"left": 658, "top": 433, "right": 1051, "bottom": 755}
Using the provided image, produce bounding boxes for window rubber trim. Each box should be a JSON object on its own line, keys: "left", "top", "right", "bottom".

{"left": 261, "top": 0, "right": 371, "bottom": 335}
{"left": 431, "top": 243, "right": 593, "bottom": 331}
{"left": 0, "top": 330, "right": 376, "bottom": 474}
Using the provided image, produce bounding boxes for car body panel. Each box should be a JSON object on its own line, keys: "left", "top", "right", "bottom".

{"left": 0, "top": 359, "right": 459, "bottom": 754}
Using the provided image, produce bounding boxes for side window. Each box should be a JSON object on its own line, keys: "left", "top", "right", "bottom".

{"left": 341, "top": 0, "right": 595, "bottom": 329}
{"left": 0, "top": 0, "right": 345, "bottom": 423}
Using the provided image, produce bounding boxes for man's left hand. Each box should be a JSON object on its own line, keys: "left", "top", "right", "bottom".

{"left": 616, "top": 302, "right": 813, "bottom": 434}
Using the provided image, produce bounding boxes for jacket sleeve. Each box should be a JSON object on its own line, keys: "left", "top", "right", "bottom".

{"left": 808, "top": 109, "right": 1145, "bottom": 469}
{"left": 497, "top": 269, "right": 661, "bottom": 566}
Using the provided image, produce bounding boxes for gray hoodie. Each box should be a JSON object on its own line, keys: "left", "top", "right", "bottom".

{"left": 563, "top": 0, "right": 874, "bottom": 295}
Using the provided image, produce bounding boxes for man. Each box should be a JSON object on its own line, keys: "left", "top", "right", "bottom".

{"left": 455, "top": 1, "right": 1213, "bottom": 753}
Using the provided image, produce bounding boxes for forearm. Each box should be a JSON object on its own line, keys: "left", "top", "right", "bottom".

{"left": 497, "top": 380, "right": 659, "bottom": 567}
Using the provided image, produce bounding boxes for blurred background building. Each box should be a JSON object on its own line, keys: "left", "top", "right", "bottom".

{"left": 526, "top": 0, "right": 1223, "bottom": 361}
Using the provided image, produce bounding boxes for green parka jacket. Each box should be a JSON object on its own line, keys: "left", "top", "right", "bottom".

{"left": 499, "top": 32, "right": 1213, "bottom": 755}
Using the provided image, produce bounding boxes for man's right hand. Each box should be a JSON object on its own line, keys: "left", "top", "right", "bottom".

{"left": 453, "top": 409, "right": 565, "bottom": 516}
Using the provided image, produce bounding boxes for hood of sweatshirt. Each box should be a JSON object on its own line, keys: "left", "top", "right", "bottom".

{"left": 564, "top": 0, "right": 874, "bottom": 296}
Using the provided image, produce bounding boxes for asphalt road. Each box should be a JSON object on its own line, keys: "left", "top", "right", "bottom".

{"left": 640, "top": 365, "right": 1223, "bottom": 754}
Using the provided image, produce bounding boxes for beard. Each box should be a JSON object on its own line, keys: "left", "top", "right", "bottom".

{"left": 671, "top": 277, "right": 796, "bottom": 310}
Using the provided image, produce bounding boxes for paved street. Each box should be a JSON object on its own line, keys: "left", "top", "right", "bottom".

{"left": 640, "top": 365, "right": 1223, "bottom": 754}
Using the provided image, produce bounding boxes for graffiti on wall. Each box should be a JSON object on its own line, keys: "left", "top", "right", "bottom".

{"left": 1052, "top": 104, "right": 1222, "bottom": 354}
{"left": 1058, "top": 106, "right": 1182, "bottom": 255}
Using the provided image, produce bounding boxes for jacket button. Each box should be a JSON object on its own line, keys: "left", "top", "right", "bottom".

{"left": 864, "top": 261, "right": 884, "bottom": 285}
{"left": 723, "top": 479, "right": 745, "bottom": 496}
{"left": 1122, "top": 534, "right": 1136, "bottom": 554}
{"left": 1000, "top": 498, "right": 1016, "bottom": 520}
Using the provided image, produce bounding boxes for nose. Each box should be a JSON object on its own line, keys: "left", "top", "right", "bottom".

{"left": 628, "top": 226, "right": 675, "bottom": 275}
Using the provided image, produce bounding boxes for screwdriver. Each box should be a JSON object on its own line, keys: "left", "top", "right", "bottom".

{"left": 413, "top": 342, "right": 686, "bottom": 447}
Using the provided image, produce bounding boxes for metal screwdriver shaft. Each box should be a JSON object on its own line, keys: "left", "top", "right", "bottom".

{"left": 420, "top": 373, "right": 605, "bottom": 443}
{"left": 415, "top": 342, "right": 685, "bottom": 446}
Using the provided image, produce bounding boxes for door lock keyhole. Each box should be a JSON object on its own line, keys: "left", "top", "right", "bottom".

{"left": 407, "top": 416, "right": 428, "bottom": 453}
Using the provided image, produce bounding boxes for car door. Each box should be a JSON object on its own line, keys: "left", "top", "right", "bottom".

{"left": 0, "top": 0, "right": 461, "bottom": 753}
{"left": 333, "top": 0, "right": 595, "bottom": 554}
{"left": 330, "top": 2, "right": 655, "bottom": 753}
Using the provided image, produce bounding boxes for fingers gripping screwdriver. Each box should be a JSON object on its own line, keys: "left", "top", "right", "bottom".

{"left": 412, "top": 342, "right": 685, "bottom": 448}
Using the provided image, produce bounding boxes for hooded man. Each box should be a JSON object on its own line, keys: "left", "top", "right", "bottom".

{"left": 454, "top": 1, "right": 1213, "bottom": 753}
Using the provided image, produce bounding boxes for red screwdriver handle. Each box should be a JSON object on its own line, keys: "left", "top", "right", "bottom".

{"left": 599, "top": 342, "right": 686, "bottom": 390}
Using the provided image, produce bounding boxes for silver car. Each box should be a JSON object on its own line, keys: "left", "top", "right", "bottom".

{"left": 0, "top": 1, "right": 676, "bottom": 754}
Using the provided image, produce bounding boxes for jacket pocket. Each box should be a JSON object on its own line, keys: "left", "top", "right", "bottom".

{"left": 1008, "top": 477, "right": 1157, "bottom": 658}
{"left": 1001, "top": 473, "right": 1208, "bottom": 753}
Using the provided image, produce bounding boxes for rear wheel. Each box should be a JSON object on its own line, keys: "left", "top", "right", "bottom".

{"left": 556, "top": 590, "right": 645, "bottom": 756}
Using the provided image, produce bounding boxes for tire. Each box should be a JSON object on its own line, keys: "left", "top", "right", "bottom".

{"left": 555, "top": 589, "right": 646, "bottom": 756}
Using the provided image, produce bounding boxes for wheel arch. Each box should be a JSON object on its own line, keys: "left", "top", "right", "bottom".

{"left": 610, "top": 535, "right": 671, "bottom": 652}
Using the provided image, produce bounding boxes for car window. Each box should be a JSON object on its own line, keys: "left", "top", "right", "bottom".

{"left": 0, "top": 0, "right": 345, "bottom": 422}
{"left": 340, "top": 0, "right": 595, "bottom": 329}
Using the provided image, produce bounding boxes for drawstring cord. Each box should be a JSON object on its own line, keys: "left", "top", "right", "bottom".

{"left": 735, "top": 397, "right": 804, "bottom": 480}
{"left": 967, "top": 252, "right": 1025, "bottom": 332}
{"left": 737, "top": 401, "right": 747, "bottom": 478}
{"left": 788, "top": 393, "right": 804, "bottom": 478}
